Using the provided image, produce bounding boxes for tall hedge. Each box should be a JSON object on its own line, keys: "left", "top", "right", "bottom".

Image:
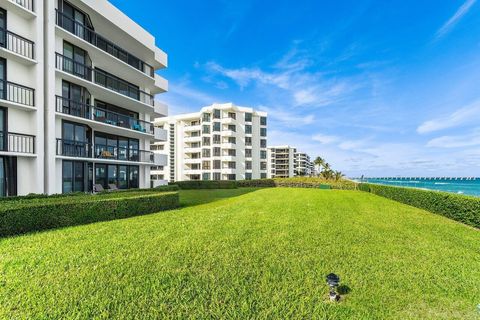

{"left": 0, "top": 192, "right": 179, "bottom": 237}
{"left": 359, "top": 183, "right": 480, "bottom": 228}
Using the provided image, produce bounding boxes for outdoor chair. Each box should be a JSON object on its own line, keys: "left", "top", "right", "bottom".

{"left": 93, "top": 184, "right": 105, "bottom": 193}
{"left": 108, "top": 184, "right": 119, "bottom": 191}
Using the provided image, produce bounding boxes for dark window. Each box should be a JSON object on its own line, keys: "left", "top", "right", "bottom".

{"left": 213, "top": 172, "right": 221, "bottom": 180}
{"left": 202, "top": 173, "right": 210, "bottom": 181}
{"left": 245, "top": 173, "right": 252, "bottom": 180}
{"left": 0, "top": 58, "right": 6, "bottom": 101}
{"left": 213, "top": 122, "right": 220, "bottom": 132}
{"left": 245, "top": 113, "right": 252, "bottom": 122}
{"left": 95, "top": 164, "right": 138, "bottom": 189}
{"left": 0, "top": 9, "right": 6, "bottom": 50}
{"left": 260, "top": 139, "right": 267, "bottom": 148}
{"left": 261, "top": 173, "right": 267, "bottom": 179}
{"left": 260, "top": 117, "right": 267, "bottom": 126}
{"left": 202, "top": 125, "right": 210, "bottom": 134}
{"left": 245, "top": 125, "right": 252, "bottom": 134}
{"left": 245, "top": 149, "right": 252, "bottom": 158}
{"left": 245, "top": 137, "right": 252, "bottom": 146}
{"left": 260, "top": 128, "right": 267, "bottom": 137}
{"left": 62, "top": 160, "right": 85, "bottom": 193}
{"left": 0, "top": 156, "right": 17, "bottom": 197}
{"left": 261, "top": 150, "right": 267, "bottom": 159}
{"left": 61, "top": 121, "right": 91, "bottom": 157}
{"left": 213, "top": 134, "right": 221, "bottom": 144}
{"left": 213, "top": 147, "right": 221, "bottom": 157}
{"left": 213, "top": 109, "right": 221, "bottom": 119}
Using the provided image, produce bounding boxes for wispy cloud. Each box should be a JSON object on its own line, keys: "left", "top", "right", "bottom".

{"left": 312, "top": 134, "right": 339, "bottom": 144}
{"left": 427, "top": 128, "right": 480, "bottom": 148}
{"left": 434, "top": 0, "right": 476, "bottom": 40}
{"left": 417, "top": 99, "right": 480, "bottom": 134}
{"left": 258, "top": 105, "right": 315, "bottom": 127}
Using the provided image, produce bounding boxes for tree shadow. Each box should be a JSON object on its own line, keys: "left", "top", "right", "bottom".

{"left": 179, "top": 188, "right": 261, "bottom": 208}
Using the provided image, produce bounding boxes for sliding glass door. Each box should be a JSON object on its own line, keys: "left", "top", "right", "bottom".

{"left": 0, "top": 107, "right": 5, "bottom": 151}
{"left": 0, "top": 157, "right": 5, "bottom": 197}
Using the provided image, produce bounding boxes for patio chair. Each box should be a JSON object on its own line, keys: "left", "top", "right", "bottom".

{"left": 108, "top": 184, "right": 119, "bottom": 191}
{"left": 93, "top": 184, "right": 105, "bottom": 193}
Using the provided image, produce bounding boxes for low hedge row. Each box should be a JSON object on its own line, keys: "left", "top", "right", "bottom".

{"left": 172, "top": 181, "right": 237, "bottom": 190}
{"left": 0, "top": 192, "right": 180, "bottom": 237}
{"left": 359, "top": 183, "right": 480, "bottom": 228}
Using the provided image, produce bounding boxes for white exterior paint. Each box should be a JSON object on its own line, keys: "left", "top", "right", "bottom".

{"left": 0, "top": 0, "right": 167, "bottom": 196}
{"left": 267, "top": 146, "right": 314, "bottom": 178}
{"left": 151, "top": 103, "right": 268, "bottom": 183}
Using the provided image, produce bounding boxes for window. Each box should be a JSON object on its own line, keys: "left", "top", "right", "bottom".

{"left": 213, "top": 134, "right": 221, "bottom": 144}
{"left": 261, "top": 150, "right": 267, "bottom": 159}
{"left": 226, "top": 174, "right": 236, "bottom": 181}
{"left": 202, "top": 173, "right": 211, "bottom": 181}
{"left": 63, "top": 41, "right": 91, "bottom": 80}
{"left": 202, "top": 125, "right": 210, "bottom": 134}
{"left": 213, "top": 122, "right": 221, "bottom": 132}
{"left": 202, "top": 137, "right": 211, "bottom": 146}
{"left": 245, "top": 125, "right": 252, "bottom": 134}
{"left": 260, "top": 117, "right": 267, "bottom": 126}
{"left": 202, "top": 161, "right": 211, "bottom": 170}
{"left": 213, "top": 109, "right": 221, "bottom": 119}
{"left": 227, "top": 162, "right": 236, "bottom": 169}
{"left": 245, "top": 173, "right": 252, "bottom": 180}
{"left": 213, "top": 160, "right": 221, "bottom": 169}
{"left": 260, "top": 139, "right": 267, "bottom": 148}
{"left": 245, "top": 137, "right": 252, "bottom": 146}
{"left": 228, "top": 137, "right": 236, "bottom": 144}
{"left": 245, "top": 149, "right": 252, "bottom": 158}
{"left": 227, "top": 149, "right": 236, "bottom": 156}
{"left": 261, "top": 162, "right": 267, "bottom": 170}
{"left": 228, "top": 112, "right": 236, "bottom": 119}
{"left": 61, "top": 121, "right": 91, "bottom": 158}
{"left": 202, "top": 149, "right": 211, "bottom": 157}
{"left": 61, "top": 80, "right": 91, "bottom": 118}
{"left": 0, "top": 156, "right": 16, "bottom": 197}
{"left": 261, "top": 173, "right": 267, "bottom": 179}
{"left": 0, "top": 58, "right": 5, "bottom": 101}
{"left": 213, "top": 172, "right": 221, "bottom": 180}
{"left": 227, "top": 125, "right": 236, "bottom": 132}
{"left": 202, "top": 113, "right": 211, "bottom": 122}
{"left": 260, "top": 128, "right": 267, "bottom": 137}
{"left": 246, "top": 161, "right": 252, "bottom": 170}
{"left": 94, "top": 132, "right": 139, "bottom": 161}
{"left": 0, "top": 107, "right": 5, "bottom": 151}
{"left": 245, "top": 113, "right": 252, "bottom": 122}
{"left": 213, "top": 147, "right": 221, "bottom": 157}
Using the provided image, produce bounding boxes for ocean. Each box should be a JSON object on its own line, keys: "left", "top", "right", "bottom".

{"left": 354, "top": 177, "right": 480, "bottom": 197}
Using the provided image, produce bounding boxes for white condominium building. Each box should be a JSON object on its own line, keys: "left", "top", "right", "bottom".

{"left": 294, "top": 152, "right": 314, "bottom": 176}
{"left": 0, "top": 0, "right": 168, "bottom": 197}
{"left": 151, "top": 103, "right": 268, "bottom": 183}
{"left": 267, "top": 146, "right": 296, "bottom": 178}
{"left": 268, "top": 146, "right": 314, "bottom": 178}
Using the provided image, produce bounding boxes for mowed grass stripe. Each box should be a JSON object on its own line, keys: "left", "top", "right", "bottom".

{"left": 0, "top": 188, "right": 479, "bottom": 319}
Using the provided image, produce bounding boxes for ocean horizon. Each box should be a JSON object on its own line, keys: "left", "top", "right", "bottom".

{"left": 353, "top": 177, "right": 480, "bottom": 197}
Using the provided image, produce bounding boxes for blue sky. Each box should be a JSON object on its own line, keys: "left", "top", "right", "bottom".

{"left": 111, "top": 0, "right": 480, "bottom": 177}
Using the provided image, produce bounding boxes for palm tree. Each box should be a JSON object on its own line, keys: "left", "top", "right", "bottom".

{"left": 334, "top": 171, "right": 344, "bottom": 181}
{"left": 321, "top": 169, "right": 334, "bottom": 180}
{"left": 313, "top": 157, "right": 326, "bottom": 177}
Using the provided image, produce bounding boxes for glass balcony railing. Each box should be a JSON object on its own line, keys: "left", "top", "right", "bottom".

{"left": 55, "top": 10, "right": 154, "bottom": 77}
{"left": 0, "top": 131, "right": 35, "bottom": 154}
{"left": 56, "top": 138, "right": 154, "bottom": 163}
{"left": 55, "top": 53, "right": 154, "bottom": 106}
{"left": 0, "top": 27, "right": 35, "bottom": 59}
{"left": 55, "top": 96, "right": 154, "bottom": 134}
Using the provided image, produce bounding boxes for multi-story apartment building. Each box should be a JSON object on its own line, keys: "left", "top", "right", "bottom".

{"left": 151, "top": 103, "right": 268, "bottom": 183}
{"left": 267, "top": 146, "right": 296, "bottom": 178}
{"left": 268, "top": 146, "right": 314, "bottom": 178}
{"left": 294, "top": 152, "right": 313, "bottom": 176}
{"left": 0, "top": 0, "right": 168, "bottom": 197}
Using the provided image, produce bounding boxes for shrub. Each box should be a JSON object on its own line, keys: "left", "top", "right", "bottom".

{"left": 0, "top": 192, "right": 180, "bottom": 237}
{"left": 173, "top": 181, "right": 237, "bottom": 190}
{"left": 359, "top": 183, "right": 480, "bottom": 228}
{"left": 236, "top": 179, "right": 276, "bottom": 188}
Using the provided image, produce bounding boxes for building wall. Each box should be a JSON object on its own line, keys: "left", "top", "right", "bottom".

{"left": 0, "top": 0, "right": 168, "bottom": 196}
{"left": 152, "top": 103, "right": 267, "bottom": 182}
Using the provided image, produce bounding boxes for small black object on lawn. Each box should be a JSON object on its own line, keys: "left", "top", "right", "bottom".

{"left": 326, "top": 273, "right": 340, "bottom": 301}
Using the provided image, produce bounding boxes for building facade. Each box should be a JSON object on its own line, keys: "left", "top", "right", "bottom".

{"left": 151, "top": 103, "right": 268, "bottom": 183}
{"left": 0, "top": 0, "right": 168, "bottom": 197}
{"left": 268, "top": 146, "right": 314, "bottom": 178}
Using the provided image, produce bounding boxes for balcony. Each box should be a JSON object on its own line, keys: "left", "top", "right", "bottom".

{"left": 184, "top": 124, "right": 201, "bottom": 132}
{"left": 56, "top": 10, "right": 155, "bottom": 78}
{"left": 55, "top": 96, "right": 153, "bottom": 135}
{"left": 4, "top": 0, "right": 35, "bottom": 18}
{"left": 55, "top": 53, "right": 154, "bottom": 110}
{"left": 0, "top": 28, "right": 35, "bottom": 61}
{"left": 0, "top": 131, "right": 35, "bottom": 155}
{"left": 56, "top": 139, "right": 154, "bottom": 164}
{"left": 0, "top": 79, "right": 35, "bottom": 109}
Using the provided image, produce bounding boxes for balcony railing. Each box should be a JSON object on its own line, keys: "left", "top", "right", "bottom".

{"left": 56, "top": 96, "right": 154, "bottom": 134}
{"left": 0, "top": 131, "right": 35, "bottom": 154}
{"left": 55, "top": 53, "right": 154, "bottom": 106}
{"left": 0, "top": 28, "right": 35, "bottom": 59}
{"left": 10, "top": 0, "right": 34, "bottom": 12}
{"left": 0, "top": 79, "right": 35, "bottom": 107}
{"left": 55, "top": 10, "right": 154, "bottom": 77}
{"left": 56, "top": 138, "right": 153, "bottom": 163}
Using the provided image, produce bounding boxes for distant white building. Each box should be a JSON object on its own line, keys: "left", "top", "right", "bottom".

{"left": 151, "top": 103, "right": 268, "bottom": 183}
{"left": 268, "top": 146, "right": 314, "bottom": 178}
{"left": 1, "top": 0, "right": 168, "bottom": 197}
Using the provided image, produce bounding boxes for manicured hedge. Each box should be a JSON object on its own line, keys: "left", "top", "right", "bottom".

{"left": 236, "top": 179, "right": 276, "bottom": 188}
{"left": 172, "top": 181, "right": 237, "bottom": 190}
{"left": 359, "top": 183, "right": 480, "bottom": 228}
{"left": 0, "top": 192, "right": 180, "bottom": 237}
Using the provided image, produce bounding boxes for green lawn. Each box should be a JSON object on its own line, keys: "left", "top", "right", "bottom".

{"left": 1, "top": 188, "right": 479, "bottom": 319}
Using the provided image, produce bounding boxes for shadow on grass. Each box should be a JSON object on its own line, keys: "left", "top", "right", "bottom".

{"left": 178, "top": 188, "right": 261, "bottom": 208}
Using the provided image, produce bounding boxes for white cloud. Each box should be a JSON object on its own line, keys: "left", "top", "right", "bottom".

{"left": 258, "top": 105, "right": 315, "bottom": 127}
{"left": 427, "top": 129, "right": 480, "bottom": 148}
{"left": 417, "top": 100, "right": 480, "bottom": 134}
{"left": 434, "top": 0, "right": 476, "bottom": 40}
{"left": 312, "top": 134, "right": 338, "bottom": 144}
